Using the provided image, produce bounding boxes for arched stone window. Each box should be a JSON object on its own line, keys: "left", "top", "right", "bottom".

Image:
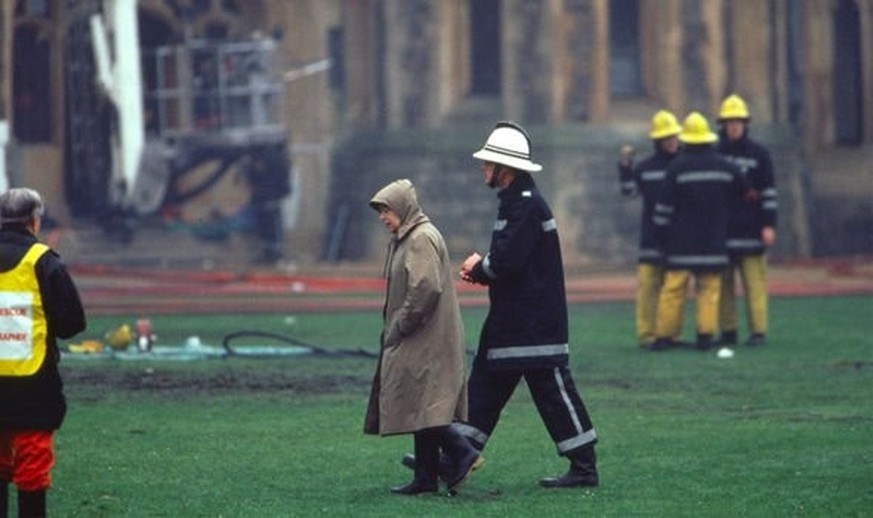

{"left": 13, "top": 4, "right": 54, "bottom": 143}
{"left": 832, "top": 0, "right": 863, "bottom": 145}
{"left": 469, "top": 0, "right": 501, "bottom": 96}
{"left": 609, "top": 0, "right": 643, "bottom": 98}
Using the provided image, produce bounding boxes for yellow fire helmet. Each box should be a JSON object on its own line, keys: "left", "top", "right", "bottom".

{"left": 106, "top": 323, "right": 133, "bottom": 350}
{"left": 679, "top": 112, "right": 718, "bottom": 144}
{"left": 718, "top": 94, "right": 750, "bottom": 121}
{"left": 649, "top": 110, "right": 682, "bottom": 140}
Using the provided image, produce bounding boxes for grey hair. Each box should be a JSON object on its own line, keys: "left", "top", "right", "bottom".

{"left": 0, "top": 188, "right": 45, "bottom": 228}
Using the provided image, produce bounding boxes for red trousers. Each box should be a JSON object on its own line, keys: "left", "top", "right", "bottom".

{"left": 0, "top": 430, "right": 55, "bottom": 491}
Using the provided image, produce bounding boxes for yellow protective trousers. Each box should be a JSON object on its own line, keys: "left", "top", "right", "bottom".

{"left": 635, "top": 263, "right": 684, "bottom": 346}
{"left": 719, "top": 255, "right": 768, "bottom": 335}
{"left": 655, "top": 270, "right": 721, "bottom": 339}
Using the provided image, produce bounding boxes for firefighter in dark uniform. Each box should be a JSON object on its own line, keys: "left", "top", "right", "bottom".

{"left": 0, "top": 188, "right": 86, "bottom": 517}
{"left": 716, "top": 94, "right": 777, "bottom": 347}
{"left": 457, "top": 121, "right": 598, "bottom": 488}
{"left": 618, "top": 110, "right": 685, "bottom": 348}
{"left": 651, "top": 113, "right": 748, "bottom": 351}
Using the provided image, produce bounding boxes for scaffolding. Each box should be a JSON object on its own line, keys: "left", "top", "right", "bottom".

{"left": 144, "top": 38, "right": 286, "bottom": 145}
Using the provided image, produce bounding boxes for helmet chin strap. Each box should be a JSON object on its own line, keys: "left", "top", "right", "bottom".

{"left": 488, "top": 165, "right": 503, "bottom": 189}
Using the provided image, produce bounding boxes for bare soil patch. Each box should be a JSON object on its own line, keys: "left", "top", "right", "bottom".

{"left": 62, "top": 363, "right": 370, "bottom": 399}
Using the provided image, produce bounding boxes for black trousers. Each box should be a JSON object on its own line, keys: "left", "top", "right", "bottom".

{"left": 453, "top": 356, "right": 597, "bottom": 456}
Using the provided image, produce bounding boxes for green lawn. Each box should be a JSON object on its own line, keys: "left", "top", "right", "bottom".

{"left": 31, "top": 296, "right": 873, "bottom": 516}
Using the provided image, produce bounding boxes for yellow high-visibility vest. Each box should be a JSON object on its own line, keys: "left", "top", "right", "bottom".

{"left": 0, "top": 243, "right": 49, "bottom": 376}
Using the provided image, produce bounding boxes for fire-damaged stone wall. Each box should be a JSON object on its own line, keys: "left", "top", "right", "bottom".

{"left": 326, "top": 123, "right": 810, "bottom": 268}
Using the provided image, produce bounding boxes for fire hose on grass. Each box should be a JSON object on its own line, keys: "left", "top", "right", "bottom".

{"left": 221, "top": 330, "right": 377, "bottom": 359}
{"left": 65, "top": 323, "right": 377, "bottom": 361}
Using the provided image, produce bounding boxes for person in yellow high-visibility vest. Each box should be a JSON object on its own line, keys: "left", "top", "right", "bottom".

{"left": 0, "top": 188, "right": 86, "bottom": 517}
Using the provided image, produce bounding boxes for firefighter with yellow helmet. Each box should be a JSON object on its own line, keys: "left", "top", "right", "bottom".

{"left": 617, "top": 110, "right": 685, "bottom": 348}
{"left": 650, "top": 113, "right": 749, "bottom": 351}
{"left": 716, "top": 94, "right": 778, "bottom": 347}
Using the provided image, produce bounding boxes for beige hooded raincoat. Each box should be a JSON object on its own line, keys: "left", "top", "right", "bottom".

{"left": 363, "top": 179, "right": 468, "bottom": 436}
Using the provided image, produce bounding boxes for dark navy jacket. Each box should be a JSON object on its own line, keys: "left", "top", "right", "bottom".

{"left": 653, "top": 145, "right": 748, "bottom": 272}
{"left": 717, "top": 130, "right": 778, "bottom": 257}
{"left": 618, "top": 145, "right": 676, "bottom": 264}
{"left": 467, "top": 174, "right": 569, "bottom": 370}
{"left": 0, "top": 229, "right": 86, "bottom": 430}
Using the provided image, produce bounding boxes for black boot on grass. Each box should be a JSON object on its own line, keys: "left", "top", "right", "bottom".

{"left": 391, "top": 432, "right": 439, "bottom": 495}
{"left": 745, "top": 333, "right": 766, "bottom": 347}
{"left": 540, "top": 447, "right": 598, "bottom": 488}
{"left": 696, "top": 333, "right": 715, "bottom": 351}
{"left": 718, "top": 330, "right": 738, "bottom": 346}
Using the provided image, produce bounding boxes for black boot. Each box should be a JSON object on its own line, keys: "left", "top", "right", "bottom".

{"left": 647, "top": 338, "right": 676, "bottom": 352}
{"left": 399, "top": 451, "right": 451, "bottom": 479}
{"left": 400, "top": 453, "right": 417, "bottom": 471}
{"left": 696, "top": 333, "right": 714, "bottom": 351}
{"left": 540, "top": 447, "right": 598, "bottom": 488}
{"left": 718, "top": 330, "right": 738, "bottom": 346}
{"left": 400, "top": 429, "right": 485, "bottom": 488}
{"left": 745, "top": 333, "right": 766, "bottom": 347}
{"left": 438, "top": 426, "right": 484, "bottom": 492}
{"left": 17, "top": 489, "right": 46, "bottom": 518}
{"left": 391, "top": 432, "right": 439, "bottom": 495}
{"left": 1, "top": 482, "right": 8, "bottom": 518}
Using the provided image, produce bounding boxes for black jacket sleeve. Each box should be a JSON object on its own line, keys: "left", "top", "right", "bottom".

{"left": 37, "top": 251, "right": 87, "bottom": 340}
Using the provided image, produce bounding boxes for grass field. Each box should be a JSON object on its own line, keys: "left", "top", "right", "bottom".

{"left": 29, "top": 295, "right": 873, "bottom": 516}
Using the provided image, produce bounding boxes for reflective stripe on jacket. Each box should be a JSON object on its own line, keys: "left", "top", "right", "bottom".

{"left": 653, "top": 145, "right": 748, "bottom": 272}
{"left": 469, "top": 174, "right": 570, "bottom": 370}
{"left": 717, "top": 131, "right": 778, "bottom": 256}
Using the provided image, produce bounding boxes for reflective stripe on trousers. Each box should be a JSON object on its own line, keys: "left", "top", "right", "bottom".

{"left": 453, "top": 358, "right": 597, "bottom": 456}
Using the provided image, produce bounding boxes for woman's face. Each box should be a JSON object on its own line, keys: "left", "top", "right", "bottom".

{"left": 377, "top": 206, "right": 401, "bottom": 233}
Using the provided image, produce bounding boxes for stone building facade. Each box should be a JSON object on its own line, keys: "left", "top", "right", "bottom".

{"left": 335, "top": 0, "right": 872, "bottom": 263}
{"left": 0, "top": 0, "right": 870, "bottom": 267}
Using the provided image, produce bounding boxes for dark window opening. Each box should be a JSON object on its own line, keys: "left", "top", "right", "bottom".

{"left": 191, "top": 0, "right": 211, "bottom": 16}
{"left": 139, "top": 11, "right": 178, "bottom": 137}
{"left": 785, "top": 0, "right": 804, "bottom": 132}
{"left": 470, "top": 0, "right": 501, "bottom": 96}
{"left": 328, "top": 27, "right": 345, "bottom": 91}
{"left": 220, "top": 0, "right": 240, "bottom": 15}
{"left": 832, "top": 0, "right": 863, "bottom": 145}
{"left": 64, "top": 5, "right": 113, "bottom": 218}
{"left": 609, "top": 0, "right": 643, "bottom": 97}
{"left": 13, "top": 25, "right": 52, "bottom": 142}
{"left": 204, "top": 22, "right": 230, "bottom": 41}
{"left": 15, "top": 0, "right": 51, "bottom": 18}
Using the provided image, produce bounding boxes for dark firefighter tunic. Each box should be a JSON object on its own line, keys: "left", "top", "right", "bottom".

{"left": 619, "top": 146, "right": 676, "bottom": 264}
{"left": 0, "top": 229, "right": 86, "bottom": 430}
{"left": 653, "top": 145, "right": 748, "bottom": 272}
{"left": 717, "top": 130, "right": 778, "bottom": 257}
{"left": 467, "top": 173, "right": 569, "bottom": 370}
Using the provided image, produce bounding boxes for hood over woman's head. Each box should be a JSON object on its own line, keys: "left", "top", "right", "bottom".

{"left": 369, "top": 179, "right": 420, "bottom": 224}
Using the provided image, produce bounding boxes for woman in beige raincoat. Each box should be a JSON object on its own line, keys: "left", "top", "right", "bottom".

{"left": 364, "top": 179, "right": 481, "bottom": 495}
